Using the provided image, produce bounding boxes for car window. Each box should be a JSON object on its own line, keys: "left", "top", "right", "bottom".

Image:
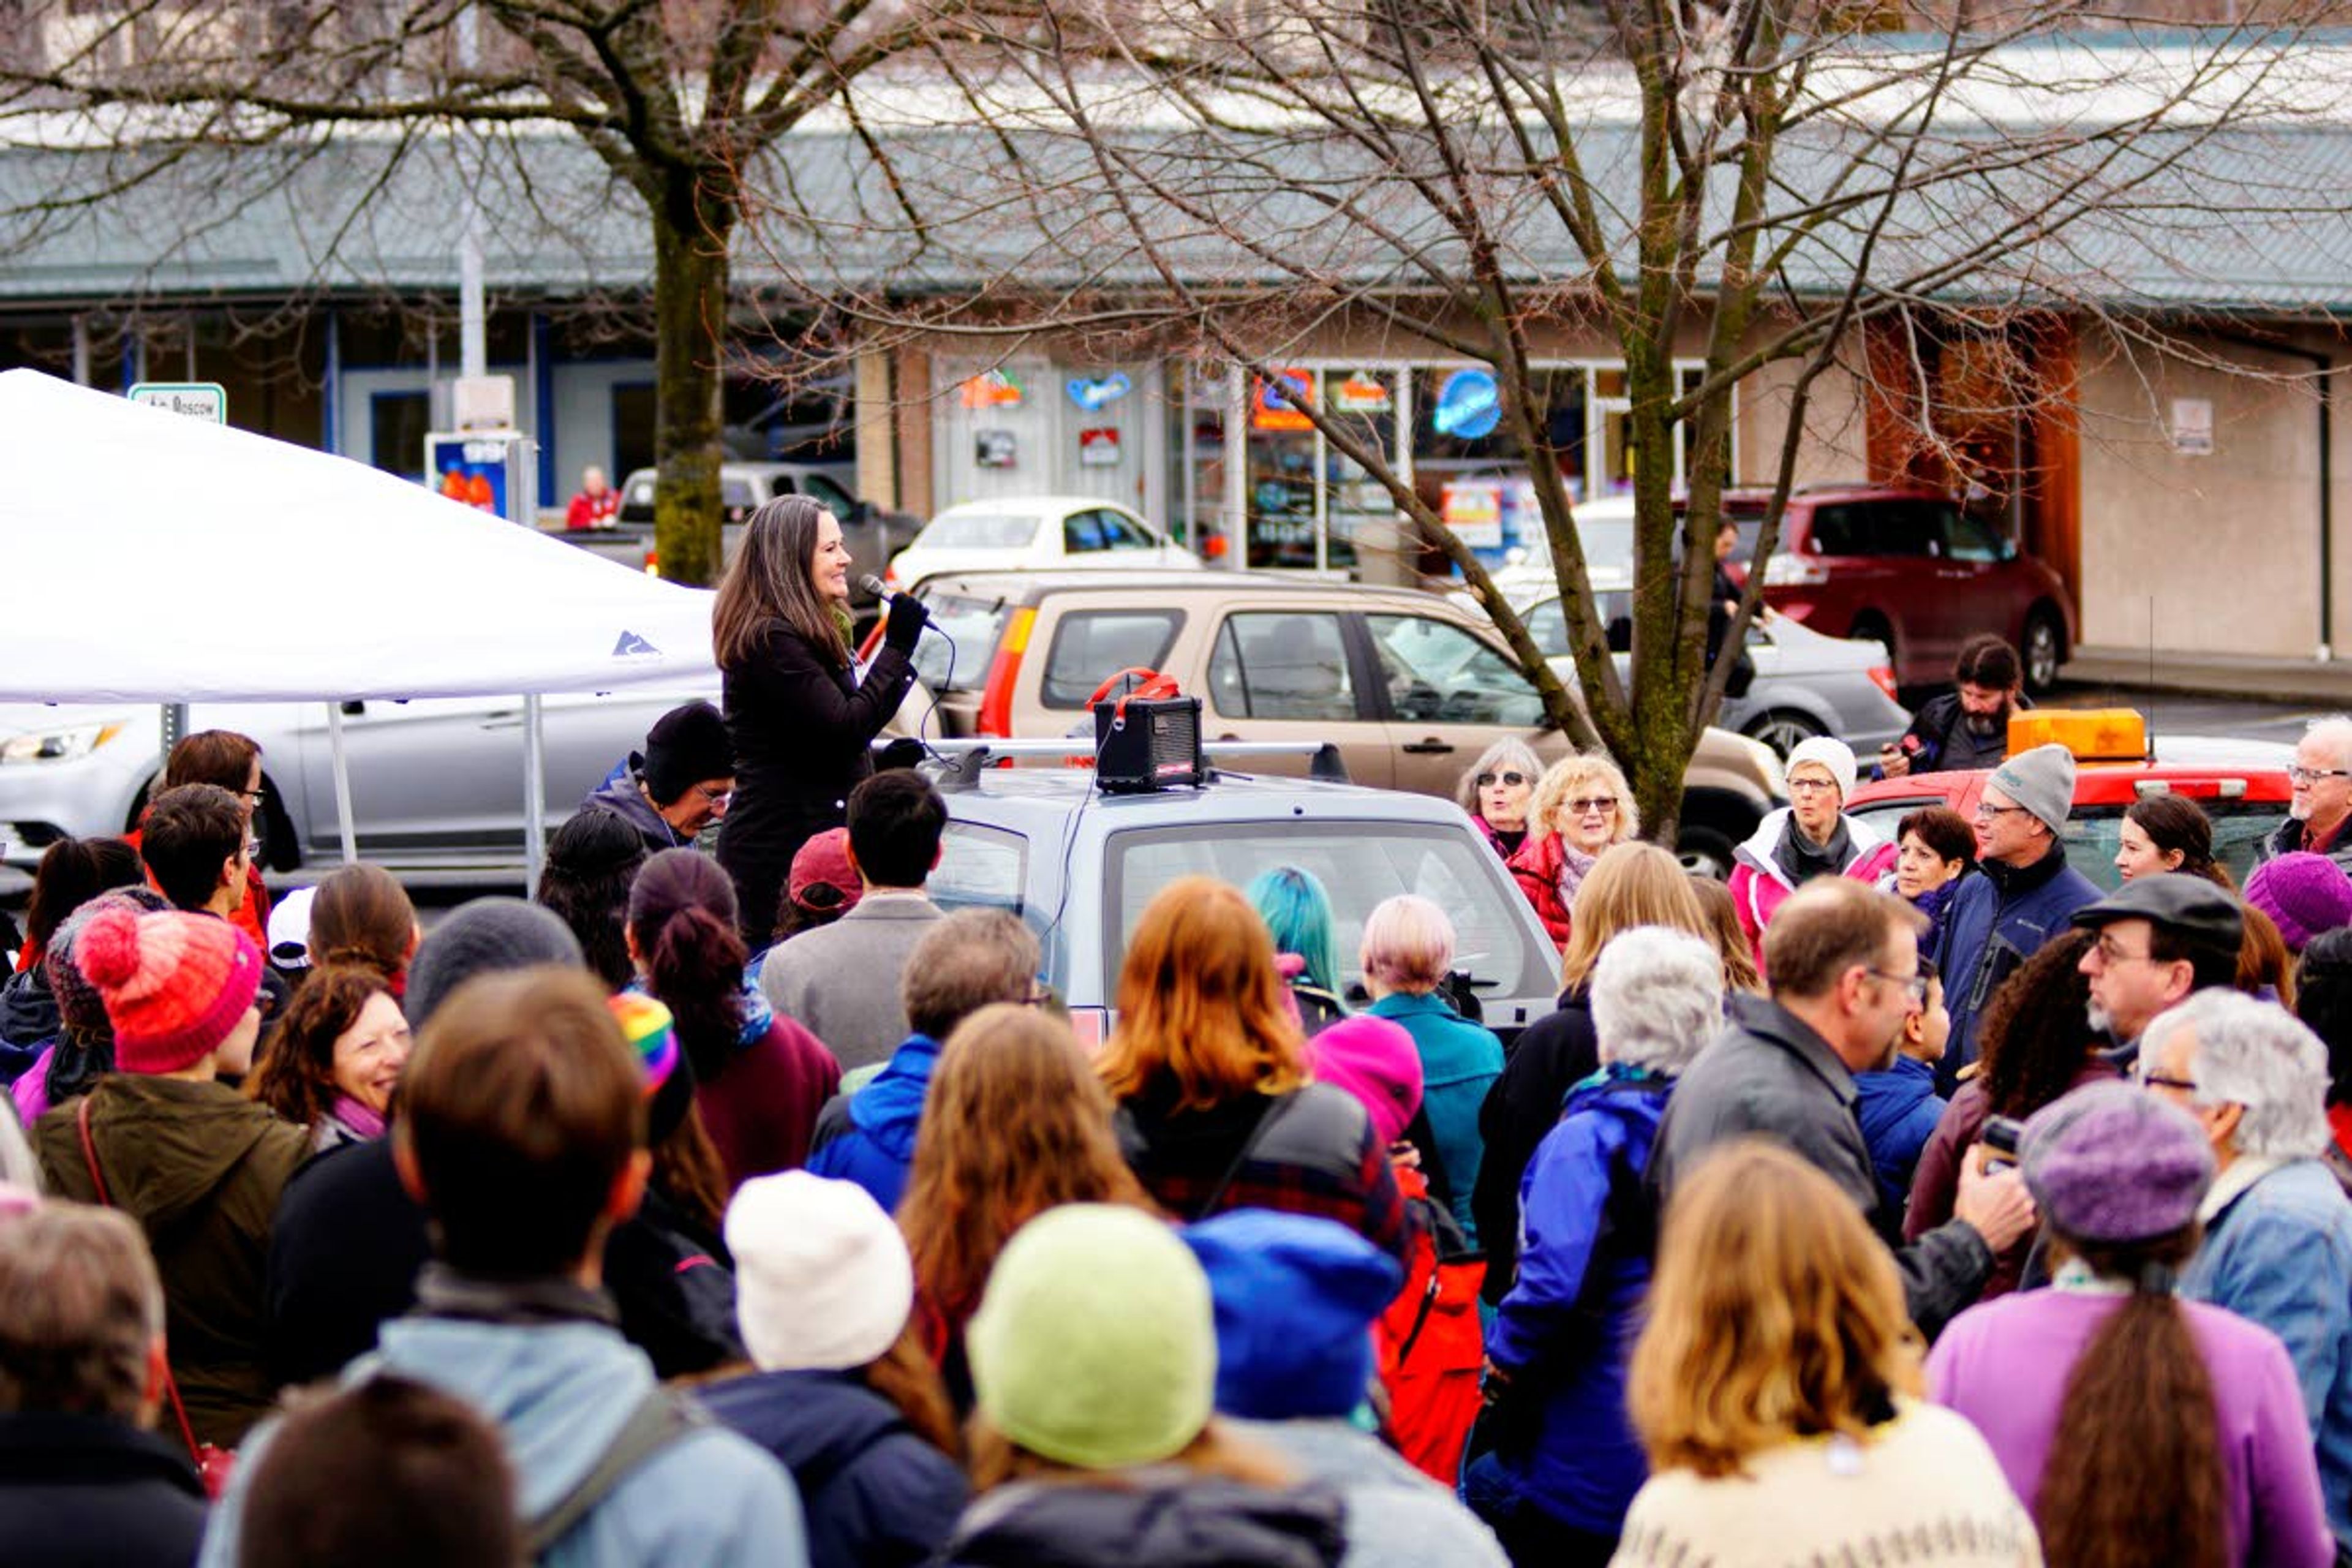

{"left": 1942, "top": 508, "right": 2006, "bottom": 564}
{"left": 1526, "top": 598, "right": 1568, "bottom": 658}
{"left": 720, "top": 478, "right": 756, "bottom": 510}
{"left": 802, "top": 475, "right": 856, "bottom": 516}
{"left": 1099, "top": 512, "right": 1159, "bottom": 550}
{"left": 1208, "top": 613, "right": 1356, "bottom": 721}
{"left": 924, "top": 513, "right": 1043, "bottom": 549}
{"left": 1040, "top": 611, "right": 1185, "bottom": 709}
{"left": 619, "top": 473, "right": 656, "bottom": 523}
{"left": 2061, "top": 798, "right": 2288, "bottom": 892}
{"left": 1063, "top": 510, "right": 1112, "bottom": 554}
{"left": 1107, "top": 821, "right": 1556, "bottom": 1006}
{"left": 907, "top": 590, "right": 1011, "bottom": 693}
{"left": 932, "top": 821, "right": 1028, "bottom": 915}
{"left": 1366, "top": 614, "right": 1547, "bottom": 727}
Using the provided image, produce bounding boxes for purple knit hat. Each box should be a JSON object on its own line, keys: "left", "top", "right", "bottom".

{"left": 45, "top": 886, "right": 172, "bottom": 1038}
{"left": 1310, "top": 1016, "right": 1423, "bottom": 1148}
{"left": 2244, "top": 851, "right": 2352, "bottom": 953}
{"left": 2021, "top": 1080, "right": 2214, "bottom": 1245}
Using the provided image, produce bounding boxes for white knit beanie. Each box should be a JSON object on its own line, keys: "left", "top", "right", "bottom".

{"left": 725, "top": 1171, "right": 915, "bottom": 1373}
{"left": 1784, "top": 736, "right": 1860, "bottom": 802}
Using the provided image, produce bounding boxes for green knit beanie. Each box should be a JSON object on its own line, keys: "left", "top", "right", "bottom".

{"left": 967, "top": 1204, "right": 1215, "bottom": 1470}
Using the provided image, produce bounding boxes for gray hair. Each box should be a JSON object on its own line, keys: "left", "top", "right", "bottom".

{"left": 1455, "top": 738, "right": 1544, "bottom": 816}
{"left": 900, "top": 909, "right": 1041, "bottom": 1042}
{"left": 1591, "top": 926, "right": 1725, "bottom": 1075}
{"left": 2145, "top": 990, "right": 2331, "bottom": 1159}
{"left": 2305, "top": 715, "right": 2352, "bottom": 773}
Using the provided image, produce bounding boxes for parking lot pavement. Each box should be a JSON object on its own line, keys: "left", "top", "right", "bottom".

{"left": 2044, "top": 682, "right": 2320, "bottom": 744}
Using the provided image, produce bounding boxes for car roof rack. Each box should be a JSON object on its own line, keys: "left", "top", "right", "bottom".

{"left": 879, "top": 737, "right": 1351, "bottom": 792}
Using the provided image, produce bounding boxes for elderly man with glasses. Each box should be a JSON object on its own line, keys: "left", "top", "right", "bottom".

{"left": 1933, "top": 744, "right": 2101, "bottom": 1090}
{"left": 2068, "top": 873, "right": 2246, "bottom": 1072}
{"left": 2261, "top": 714, "right": 2352, "bottom": 877}
{"left": 2140, "top": 989, "right": 2352, "bottom": 1558}
{"left": 579, "top": 700, "right": 737, "bottom": 855}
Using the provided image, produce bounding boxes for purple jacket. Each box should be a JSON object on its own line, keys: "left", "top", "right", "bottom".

{"left": 1927, "top": 1288, "right": 2333, "bottom": 1568}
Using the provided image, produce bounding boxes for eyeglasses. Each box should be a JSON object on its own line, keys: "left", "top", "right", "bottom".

{"left": 692, "top": 782, "right": 733, "bottom": 805}
{"left": 1566, "top": 796, "right": 1618, "bottom": 816}
{"left": 242, "top": 839, "right": 262, "bottom": 862}
{"left": 2092, "top": 933, "right": 2158, "bottom": 967}
{"left": 1475, "top": 771, "right": 1529, "bottom": 789}
{"left": 236, "top": 788, "right": 266, "bottom": 806}
{"left": 2289, "top": 765, "right": 2352, "bottom": 785}
{"left": 1787, "top": 778, "right": 1840, "bottom": 796}
{"left": 1862, "top": 967, "right": 1929, "bottom": 1003}
{"left": 2142, "top": 1072, "right": 2199, "bottom": 1093}
{"left": 1972, "top": 802, "right": 2029, "bottom": 821}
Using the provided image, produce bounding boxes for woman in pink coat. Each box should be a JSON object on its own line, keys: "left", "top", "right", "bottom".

{"left": 1727, "top": 736, "right": 1898, "bottom": 973}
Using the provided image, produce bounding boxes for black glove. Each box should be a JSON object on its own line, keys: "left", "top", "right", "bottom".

{"left": 883, "top": 590, "right": 930, "bottom": 652}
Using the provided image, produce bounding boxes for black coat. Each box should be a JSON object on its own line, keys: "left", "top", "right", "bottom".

{"left": 0, "top": 1411, "right": 207, "bottom": 1568}
{"left": 698, "top": 1367, "right": 967, "bottom": 1568}
{"left": 266, "top": 1138, "right": 744, "bottom": 1389}
{"left": 1472, "top": 989, "right": 1598, "bottom": 1303}
{"left": 716, "top": 620, "right": 914, "bottom": 943}
{"left": 937, "top": 1474, "right": 1347, "bottom": 1568}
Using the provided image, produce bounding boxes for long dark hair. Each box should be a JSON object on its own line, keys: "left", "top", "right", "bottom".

{"left": 23, "top": 837, "right": 142, "bottom": 954}
{"left": 2125, "top": 796, "right": 2231, "bottom": 889}
{"left": 2296, "top": 926, "right": 2352, "bottom": 1110}
{"left": 2037, "top": 1225, "right": 2226, "bottom": 1568}
{"left": 1977, "top": 927, "right": 2101, "bottom": 1120}
{"left": 537, "top": 812, "right": 647, "bottom": 991}
{"left": 711, "top": 496, "right": 846, "bottom": 669}
{"left": 627, "top": 849, "right": 749, "bottom": 1080}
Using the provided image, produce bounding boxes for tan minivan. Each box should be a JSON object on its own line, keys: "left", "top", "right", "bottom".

{"left": 876, "top": 569, "right": 1787, "bottom": 875}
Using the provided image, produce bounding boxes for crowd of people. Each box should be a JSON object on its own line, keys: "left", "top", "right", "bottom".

{"left": 1, "top": 506, "right": 2348, "bottom": 1566}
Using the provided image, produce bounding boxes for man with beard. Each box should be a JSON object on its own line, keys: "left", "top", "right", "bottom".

{"left": 2259, "top": 714, "right": 2352, "bottom": 874}
{"left": 1875, "top": 634, "right": 2026, "bottom": 778}
{"left": 1651, "top": 878, "right": 2035, "bottom": 1338}
{"left": 2070, "top": 872, "right": 2244, "bottom": 1071}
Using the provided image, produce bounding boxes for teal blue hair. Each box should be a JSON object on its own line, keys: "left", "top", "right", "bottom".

{"left": 1247, "top": 865, "right": 1341, "bottom": 995}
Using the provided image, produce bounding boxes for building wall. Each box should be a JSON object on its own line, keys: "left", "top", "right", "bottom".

{"left": 2075, "top": 323, "right": 2347, "bottom": 658}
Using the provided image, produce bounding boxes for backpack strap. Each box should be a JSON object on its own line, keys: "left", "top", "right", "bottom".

{"left": 524, "top": 1387, "right": 707, "bottom": 1559}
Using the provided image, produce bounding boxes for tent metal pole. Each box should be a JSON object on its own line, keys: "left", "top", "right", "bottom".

{"left": 523, "top": 694, "right": 546, "bottom": 899}
{"left": 326, "top": 703, "right": 358, "bottom": 865}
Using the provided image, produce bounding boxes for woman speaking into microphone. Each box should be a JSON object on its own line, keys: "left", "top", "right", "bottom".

{"left": 712, "top": 496, "right": 927, "bottom": 944}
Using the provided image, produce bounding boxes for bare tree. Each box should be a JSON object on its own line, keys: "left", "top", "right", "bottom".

{"left": 742, "top": 1, "right": 2346, "bottom": 836}
{"left": 0, "top": 1, "right": 949, "bottom": 584}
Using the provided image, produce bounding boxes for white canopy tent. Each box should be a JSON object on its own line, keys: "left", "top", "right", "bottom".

{"left": 0, "top": 368, "right": 722, "bottom": 881}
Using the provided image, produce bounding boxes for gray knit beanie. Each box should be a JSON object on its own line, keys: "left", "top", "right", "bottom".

{"left": 404, "top": 897, "right": 585, "bottom": 1028}
{"left": 1988, "top": 743, "right": 2076, "bottom": 837}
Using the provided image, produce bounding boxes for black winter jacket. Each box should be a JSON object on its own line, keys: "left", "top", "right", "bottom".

{"left": 0, "top": 1411, "right": 207, "bottom": 1568}
{"left": 937, "top": 1473, "right": 1348, "bottom": 1568}
{"left": 699, "top": 1366, "right": 967, "bottom": 1568}
{"left": 1472, "top": 989, "right": 1598, "bottom": 1303}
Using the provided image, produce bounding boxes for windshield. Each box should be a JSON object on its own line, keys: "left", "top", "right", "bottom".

{"left": 921, "top": 512, "right": 1042, "bottom": 550}
{"left": 907, "top": 590, "right": 1010, "bottom": 692}
{"left": 1104, "top": 821, "right": 1557, "bottom": 1005}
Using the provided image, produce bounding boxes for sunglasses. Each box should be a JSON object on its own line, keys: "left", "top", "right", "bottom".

{"left": 1476, "top": 771, "right": 1529, "bottom": 788}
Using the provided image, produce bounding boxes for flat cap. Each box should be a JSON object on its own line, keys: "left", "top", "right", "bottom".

{"left": 2070, "top": 872, "right": 2244, "bottom": 951}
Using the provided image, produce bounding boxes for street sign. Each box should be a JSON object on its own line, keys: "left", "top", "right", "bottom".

{"left": 127, "top": 382, "right": 226, "bottom": 423}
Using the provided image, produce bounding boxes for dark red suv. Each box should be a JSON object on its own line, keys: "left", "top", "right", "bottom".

{"left": 1721, "top": 484, "right": 2074, "bottom": 694}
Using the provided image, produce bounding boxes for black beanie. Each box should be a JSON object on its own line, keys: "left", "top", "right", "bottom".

{"left": 641, "top": 701, "right": 734, "bottom": 806}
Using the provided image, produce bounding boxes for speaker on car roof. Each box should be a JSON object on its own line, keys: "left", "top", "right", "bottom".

{"left": 1090, "top": 669, "right": 1204, "bottom": 793}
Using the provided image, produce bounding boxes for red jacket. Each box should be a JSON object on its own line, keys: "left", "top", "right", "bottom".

{"left": 1506, "top": 833, "right": 1577, "bottom": 950}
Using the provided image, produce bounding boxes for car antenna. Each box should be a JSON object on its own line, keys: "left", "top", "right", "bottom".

{"left": 2144, "top": 594, "right": 2157, "bottom": 764}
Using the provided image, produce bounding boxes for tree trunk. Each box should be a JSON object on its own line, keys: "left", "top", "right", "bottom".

{"left": 650, "top": 181, "right": 732, "bottom": 587}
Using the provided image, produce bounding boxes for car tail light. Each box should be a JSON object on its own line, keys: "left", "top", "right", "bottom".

{"left": 1762, "top": 552, "right": 1829, "bottom": 587}
{"left": 976, "top": 606, "right": 1037, "bottom": 737}
{"left": 1868, "top": 664, "right": 1898, "bottom": 702}
{"left": 643, "top": 548, "right": 659, "bottom": 576}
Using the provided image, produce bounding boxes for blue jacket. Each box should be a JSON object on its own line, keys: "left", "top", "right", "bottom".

{"left": 1934, "top": 844, "right": 2099, "bottom": 1088}
{"left": 699, "top": 1368, "right": 967, "bottom": 1568}
{"left": 1853, "top": 1055, "right": 1945, "bottom": 1218}
{"left": 2182, "top": 1156, "right": 2352, "bottom": 1550}
{"left": 1482, "top": 1069, "right": 1667, "bottom": 1536}
{"left": 805, "top": 1034, "right": 938, "bottom": 1214}
{"left": 201, "top": 1311, "right": 806, "bottom": 1568}
{"left": 1370, "top": 992, "right": 1503, "bottom": 1245}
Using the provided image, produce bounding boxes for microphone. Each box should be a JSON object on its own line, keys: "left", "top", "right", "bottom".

{"left": 859, "top": 573, "right": 894, "bottom": 603}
